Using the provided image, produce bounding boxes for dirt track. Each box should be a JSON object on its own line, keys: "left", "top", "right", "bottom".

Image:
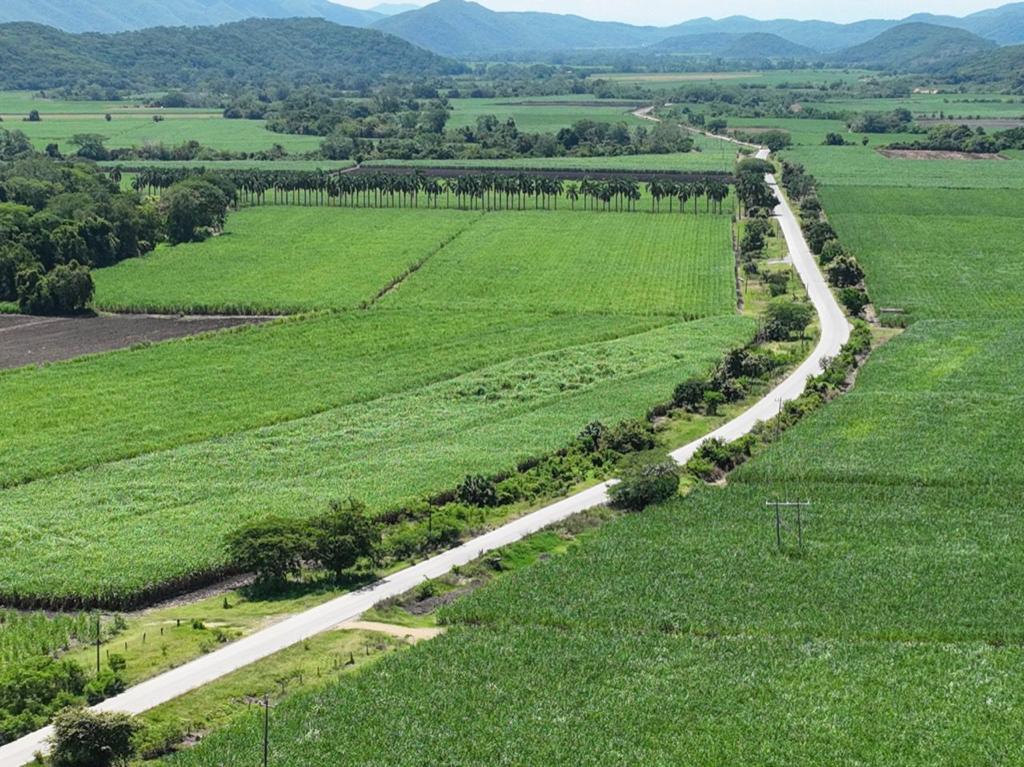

{"left": 0, "top": 313, "right": 264, "bottom": 370}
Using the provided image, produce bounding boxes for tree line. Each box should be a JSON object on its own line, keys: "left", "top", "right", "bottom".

{"left": 129, "top": 167, "right": 731, "bottom": 214}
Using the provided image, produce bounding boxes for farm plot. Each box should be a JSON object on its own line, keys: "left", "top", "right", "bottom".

{"left": 173, "top": 623, "right": 1024, "bottom": 767}
{"left": 13, "top": 116, "right": 322, "bottom": 154}
{"left": 0, "top": 310, "right": 663, "bottom": 488}
{"left": 446, "top": 97, "right": 643, "bottom": 133}
{"left": 364, "top": 147, "right": 734, "bottom": 172}
{"left": 782, "top": 145, "right": 1024, "bottom": 188}
{"left": 173, "top": 325, "right": 1024, "bottom": 767}
{"left": 383, "top": 212, "right": 736, "bottom": 318}
{"left": 93, "top": 207, "right": 483, "bottom": 314}
{"left": 818, "top": 186, "right": 1024, "bottom": 319}
{"left": 0, "top": 315, "right": 754, "bottom": 604}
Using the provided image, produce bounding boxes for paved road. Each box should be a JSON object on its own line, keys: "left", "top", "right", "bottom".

{"left": 0, "top": 147, "right": 850, "bottom": 767}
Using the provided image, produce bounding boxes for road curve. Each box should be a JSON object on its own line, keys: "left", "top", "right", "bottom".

{"left": 0, "top": 149, "right": 850, "bottom": 767}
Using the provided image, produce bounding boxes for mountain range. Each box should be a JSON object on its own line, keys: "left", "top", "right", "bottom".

{"left": 3, "top": 0, "right": 1024, "bottom": 53}
{"left": 0, "top": 17, "right": 462, "bottom": 91}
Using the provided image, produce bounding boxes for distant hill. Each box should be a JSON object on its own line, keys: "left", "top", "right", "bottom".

{"left": 370, "top": 3, "right": 422, "bottom": 14}
{"left": 653, "top": 32, "right": 817, "bottom": 59}
{"left": 658, "top": 16, "right": 896, "bottom": 52}
{"left": 904, "top": 2, "right": 1024, "bottom": 45}
{"left": 371, "top": 0, "right": 662, "bottom": 56}
{"left": 832, "top": 22, "right": 998, "bottom": 72}
{"left": 953, "top": 43, "right": 1024, "bottom": 90}
{"left": 0, "top": 18, "right": 463, "bottom": 91}
{"left": 0, "top": 0, "right": 382, "bottom": 33}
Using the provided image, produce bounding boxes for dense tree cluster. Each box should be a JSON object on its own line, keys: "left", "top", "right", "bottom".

{"left": 0, "top": 131, "right": 161, "bottom": 312}
{"left": 225, "top": 499, "right": 381, "bottom": 586}
{"left": 0, "top": 130, "right": 234, "bottom": 313}
{"left": 887, "top": 124, "right": 1024, "bottom": 153}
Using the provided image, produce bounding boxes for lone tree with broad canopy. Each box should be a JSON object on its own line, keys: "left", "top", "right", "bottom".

{"left": 225, "top": 516, "right": 311, "bottom": 586}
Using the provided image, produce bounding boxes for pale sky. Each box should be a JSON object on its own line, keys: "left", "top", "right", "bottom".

{"left": 347, "top": 0, "right": 1007, "bottom": 25}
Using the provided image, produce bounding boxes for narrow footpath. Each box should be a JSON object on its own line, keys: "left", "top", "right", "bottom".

{"left": 0, "top": 148, "right": 850, "bottom": 767}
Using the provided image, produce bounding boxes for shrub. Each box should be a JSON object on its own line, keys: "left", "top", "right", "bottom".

{"left": 801, "top": 220, "right": 836, "bottom": 255}
{"left": 84, "top": 670, "right": 125, "bottom": 705}
{"left": 827, "top": 255, "right": 865, "bottom": 288}
{"left": 457, "top": 475, "right": 498, "bottom": 507}
{"left": 311, "top": 498, "right": 380, "bottom": 578}
{"left": 604, "top": 419, "right": 655, "bottom": 453}
{"left": 608, "top": 461, "right": 679, "bottom": 512}
{"left": 819, "top": 239, "right": 846, "bottom": 266}
{"left": 703, "top": 390, "right": 726, "bottom": 415}
{"left": 577, "top": 421, "right": 606, "bottom": 453}
{"left": 672, "top": 378, "right": 706, "bottom": 411}
{"left": 763, "top": 270, "right": 789, "bottom": 297}
{"left": 50, "top": 708, "right": 139, "bottom": 767}
{"left": 839, "top": 287, "right": 870, "bottom": 317}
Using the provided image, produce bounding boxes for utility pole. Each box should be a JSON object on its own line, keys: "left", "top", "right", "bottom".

{"left": 766, "top": 499, "right": 811, "bottom": 550}
{"left": 262, "top": 694, "right": 270, "bottom": 767}
{"left": 95, "top": 613, "right": 101, "bottom": 674}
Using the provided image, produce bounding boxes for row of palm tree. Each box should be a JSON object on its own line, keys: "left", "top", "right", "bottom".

{"left": 127, "top": 168, "right": 731, "bottom": 214}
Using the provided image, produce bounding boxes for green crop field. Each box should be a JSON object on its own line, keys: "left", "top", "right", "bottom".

{"left": 99, "top": 159, "right": 356, "bottom": 171}
{"left": 1, "top": 198, "right": 747, "bottom": 603}
{"left": 819, "top": 187, "right": 1024, "bottom": 319}
{"left": 724, "top": 116, "right": 919, "bottom": 147}
{"left": 0, "top": 610, "right": 94, "bottom": 665}
{"left": 0, "top": 315, "right": 752, "bottom": 603}
{"left": 782, "top": 145, "right": 1024, "bottom": 188}
{"left": 815, "top": 93, "right": 1024, "bottom": 118}
{"left": 95, "top": 206, "right": 736, "bottom": 316}
{"left": 12, "top": 116, "right": 322, "bottom": 154}
{"left": 598, "top": 69, "right": 869, "bottom": 89}
{"left": 175, "top": 322, "right": 1024, "bottom": 766}
{"left": 0, "top": 90, "right": 218, "bottom": 117}
{"left": 364, "top": 147, "right": 735, "bottom": 172}
{"left": 379, "top": 212, "right": 735, "bottom": 318}
{"left": 94, "top": 207, "right": 483, "bottom": 314}
{"left": 447, "top": 97, "right": 644, "bottom": 132}
{"left": 173, "top": 100, "right": 1024, "bottom": 767}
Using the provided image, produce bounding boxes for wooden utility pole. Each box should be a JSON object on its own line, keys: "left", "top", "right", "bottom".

{"left": 262, "top": 694, "right": 270, "bottom": 767}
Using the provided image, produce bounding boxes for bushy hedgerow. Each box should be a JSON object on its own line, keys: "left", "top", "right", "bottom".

{"left": 609, "top": 461, "right": 680, "bottom": 511}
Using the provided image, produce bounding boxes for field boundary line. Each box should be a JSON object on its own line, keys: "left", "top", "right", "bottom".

{"left": 0, "top": 147, "right": 851, "bottom": 767}
{"left": 363, "top": 213, "right": 486, "bottom": 308}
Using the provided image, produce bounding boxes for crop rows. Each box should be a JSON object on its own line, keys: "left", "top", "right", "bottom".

{"left": 381, "top": 211, "right": 737, "bottom": 318}
{"left": 0, "top": 610, "right": 94, "bottom": 666}
{"left": 0, "top": 315, "right": 754, "bottom": 603}
{"left": 0, "top": 310, "right": 665, "bottom": 488}
{"left": 173, "top": 622, "right": 1024, "bottom": 767}
{"left": 94, "top": 207, "right": 484, "bottom": 314}
{"left": 783, "top": 145, "right": 1024, "bottom": 188}
{"left": 819, "top": 186, "right": 1024, "bottom": 319}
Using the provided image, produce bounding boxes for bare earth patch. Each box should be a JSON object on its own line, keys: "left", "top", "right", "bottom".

{"left": 0, "top": 313, "right": 266, "bottom": 370}
{"left": 336, "top": 621, "right": 444, "bottom": 642}
{"left": 877, "top": 149, "right": 1008, "bottom": 161}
